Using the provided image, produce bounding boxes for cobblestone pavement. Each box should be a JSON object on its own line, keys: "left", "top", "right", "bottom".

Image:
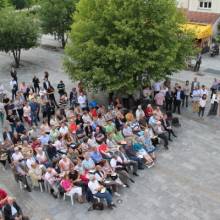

{"left": 1, "top": 35, "right": 220, "bottom": 220}
{"left": 1, "top": 114, "right": 220, "bottom": 220}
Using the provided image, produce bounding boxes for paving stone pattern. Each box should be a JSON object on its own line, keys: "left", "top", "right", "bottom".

{"left": 1, "top": 114, "right": 220, "bottom": 220}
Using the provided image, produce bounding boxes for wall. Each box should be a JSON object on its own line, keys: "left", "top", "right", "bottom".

{"left": 178, "top": 0, "right": 220, "bottom": 14}
{"left": 177, "top": 0, "right": 189, "bottom": 9}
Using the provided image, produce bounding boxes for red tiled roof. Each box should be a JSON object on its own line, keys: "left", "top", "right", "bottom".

{"left": 185, "top": 11, "right": 220, "bottom": 24}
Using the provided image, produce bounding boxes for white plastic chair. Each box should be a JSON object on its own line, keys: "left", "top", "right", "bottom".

{"left": 63, "top": 192, "right": 75, "bottom": 206}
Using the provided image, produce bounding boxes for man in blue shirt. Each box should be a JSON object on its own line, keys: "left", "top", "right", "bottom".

{"left": 90, "top": 147, "right": 103, "bottom": 164}
{"left": 39, "top": 133, "right": 50, "bottom": 146}
{"left": 29, "top": 99, "right": 39, "bottom": 126}
{"left": 82, "top": 153, "right": 95, "bottom": 170}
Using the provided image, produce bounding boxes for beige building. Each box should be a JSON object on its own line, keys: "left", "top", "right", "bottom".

{"left": 177, "top": 0, "right": 220, "bottom": 14}
{"left": 177, "top": 0, "right": 220, "bottom": 50}
{"left": 177, "top": 0, "right": 220, "bottom": 35}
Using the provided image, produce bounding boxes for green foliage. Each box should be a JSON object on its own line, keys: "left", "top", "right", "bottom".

{"left": 0, "top": 0, "right": 11, "bottom": 9}
{"left": 64, "top": 0, "right": 195, "bottom": 93}
{"left": 39, "top": 0, "right": 78, "bottom": 48}
{"left": 10, "top": 0, "right": 31, "bottom": 9}
{"left": 0, "top": 8, "right": 40, "bottom": 67}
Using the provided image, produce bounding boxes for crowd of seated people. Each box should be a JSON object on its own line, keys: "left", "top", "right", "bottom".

{"left": 0, "top": 99, "right": 178, "bottom": 209}
{"left": 0, "top": 72, "right": 180, "bottom": 210}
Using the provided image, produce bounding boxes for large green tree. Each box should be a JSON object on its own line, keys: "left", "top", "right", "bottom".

{"left": 39, "top": 0, "right": 78, "bottom": 48}
{"left": 0, "top": 8, "right": 40, "bottom": 67}
{"left": 64, "top": 0, "right": 195, "bottom": 94}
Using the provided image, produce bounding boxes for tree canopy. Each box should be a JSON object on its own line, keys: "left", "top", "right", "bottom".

{"left": 64, "top": 0, "right": 195, "bottom": 94}
{"left": 39, "top": 0, "right": 78, "bottom": 48}
{"left": 0, "top": 8, "right": 40, "bottom": 67}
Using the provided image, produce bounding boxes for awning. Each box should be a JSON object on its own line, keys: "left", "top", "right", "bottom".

{"left": 182, "top": 23, "right": 212, "bottom": 39}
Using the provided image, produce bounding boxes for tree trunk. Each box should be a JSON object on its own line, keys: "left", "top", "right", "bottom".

{"left": 12, "top": 49, "right": 21, "bottom": 68}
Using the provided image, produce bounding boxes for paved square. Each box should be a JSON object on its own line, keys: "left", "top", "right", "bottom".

{"left": 1, "top": 115, "right": 220, "bottom": 220}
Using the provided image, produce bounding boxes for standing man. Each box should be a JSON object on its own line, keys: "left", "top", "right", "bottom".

{"left": 10, "top": 67, "right": 17, "bottom": 82}
{"left": 10, "top": 79, "right": 18, "bottom": 101}
{"left": 153, "top": 81, "right": 161, "bottom": 97}
{"left": 165, "top": 87, "right": 173, "bottom": 111}
{"left": 194, "top": 53, "right": 202, "bottom": 72}
{"left": 29, "top": 98, "right": 39, "bottom": 126}
{"left": 173, "top": 86, "right": 183, "bottom": 114}
{"left": 192, "top": 86, "right": 201, "bottom": 113}
{"left": 32, "top": 75, "right": 40, "bottom": 94}
{"left": 69, "top": 88, "right": 78, "bottom": 108}
{"left": 191, "top": 77, "right": 200, "bottom": 94}
{"left": 182, "top": 80, "right": 190, "bottom": 107}
{"left": 57, "top": 80, "right": 65, "bottom": 97}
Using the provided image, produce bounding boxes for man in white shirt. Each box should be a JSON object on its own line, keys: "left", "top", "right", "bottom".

{"left": 12, "top": 148, "right": 24, "bottom": 162}
{"left": 153, "top": 81, "right": 161, "bottom": 96}
{"left": 78, "top": 92, "right": 87, "bottom": 110}
{"left": 88, "top": 175, "right": 115, "bottom": 209}
{"left": 200, "top": 85, "right": 208, "bottom": 96}
{"left": 82, "top": 111, "right": 92, "bottom": 124}
{"left": 26, "top": 154, "right": 37, "bottom": 170}
{"left": 10, "top": 79, "right": 18, "bottom": 100}
{"left": 135, "top": 105, "right": 145, "bottom": 122}
{"left": 59, "top": 123, "right": 68, "bottom": 136}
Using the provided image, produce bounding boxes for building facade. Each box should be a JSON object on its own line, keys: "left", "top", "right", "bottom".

{"left": 177, "top": 0, "right": 220, "bottom": 14}
{"left": 177, "top": 0, "right": 220, "bottom": 50}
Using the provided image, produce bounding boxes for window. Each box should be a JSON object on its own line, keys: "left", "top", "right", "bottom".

{"left": 199, "top": 0, "right": 212, "bottom": 9}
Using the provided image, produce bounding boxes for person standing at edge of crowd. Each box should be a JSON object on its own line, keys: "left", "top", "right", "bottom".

{"left": 10, "top": 67, "right": 17, "bottom": 82}
{"left": 32, "top": 75, "right": 40, "bottom": 94}
{"left": 210, "top": 78, "right": 219, "bottom": 99}
{"left": 57, "top": 80, "right": 65, "bottom": 97}
{"left": 69, "top": 88, "right": 78, "bottom": 108}
{"left": 191, "top": 77, "right": 200, "bottom": 95}
{"left": 198, "top": 94, "right": 207, "bottom": 118}
{"left": 192, "top": 86, "right": 201, "bottom": 113}
{"left": 153, "top": 81, "right": 161, "bottom": 97}
{"left": 208, "top": 91, "right": 219, "bottom": 116}
{"left": 10, "top": 78, "right": 18, "bottom": 101}
{"left": 165, "top": 87, "right": 173, "bottom": 112}
{"left": 182, "top": 80, "right": 190, "bottom": 108}
{"left": 173, "top": 86, "right": 183, "bottom": 114}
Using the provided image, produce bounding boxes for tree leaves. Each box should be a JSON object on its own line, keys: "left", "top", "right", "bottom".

{"left": 0, "top": 8, "right": 40, "bottom": 66}
{"left": 39, "top": 0, "right": 78, "bottom": 48}
{"left": 64, "top": 0, "right": 195, "bottom": 93}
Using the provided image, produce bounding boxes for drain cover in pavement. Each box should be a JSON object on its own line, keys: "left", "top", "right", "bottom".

{"left": 204, "top": 68, "right": 220, "bottom": 75}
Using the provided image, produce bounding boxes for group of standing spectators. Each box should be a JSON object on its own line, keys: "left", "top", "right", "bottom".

{"left": 142, "top": 77, "right": 220, "bottom": 118}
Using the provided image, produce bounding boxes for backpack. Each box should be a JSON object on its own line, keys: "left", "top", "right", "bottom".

{"left": 172, "top": 117, "right": 181, "bottom": 127}
{"left": 88, "top": 201, "right": 104, "bottom": 211}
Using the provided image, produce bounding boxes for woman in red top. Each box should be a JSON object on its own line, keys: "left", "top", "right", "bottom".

{"left": 145, "top": 104, "right": 154, "bottom": 118}
{"left": 90, "top": 107, "right": 97, "bottom": 118}
{"left": 0, "top": 188, "right": 8, "bottom": 209}
{"left": 69, "top": 118, "right": 77, "bottom": 134}
{"left": 98, "top": 142, "right": 111, "bottom": 159}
